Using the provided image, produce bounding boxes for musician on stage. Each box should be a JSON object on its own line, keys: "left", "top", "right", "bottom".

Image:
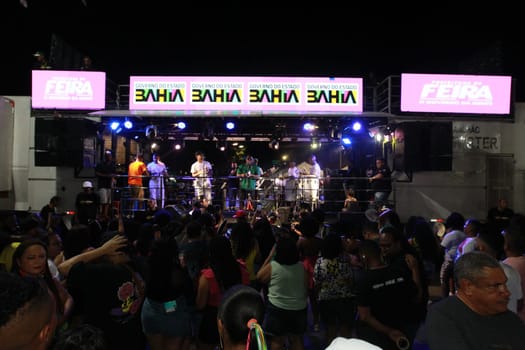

{"left": 190, "top": 151, "right": 213, "bottom": 202}
{"left": 284, "top": 161, "right": 300, "bottom": 207}
{"left": 226, "top": 159, "right": 239, "bottom": 210}
{"left": 236, "top": 155, "right": 262, "bottom": 211}
{"left": 299, "top": 154, "right": 322, "bottom": 208}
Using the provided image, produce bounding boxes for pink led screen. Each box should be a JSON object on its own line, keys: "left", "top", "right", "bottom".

{"left": 400, "top": 73, "right": 512, "bottom": 115}
{"left": 129, "top": 76, "right": 363, "bottom": 113}
{"left": 32, "top": 70, "right": 106, "bottom": 110}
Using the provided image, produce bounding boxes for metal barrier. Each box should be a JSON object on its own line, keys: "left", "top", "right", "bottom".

{"left": 110, "top": 175, "right": 395, "bottom": 217}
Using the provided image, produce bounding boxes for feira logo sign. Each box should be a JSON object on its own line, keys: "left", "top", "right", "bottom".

{"left": 32, "top": 70, "right": 106, "bottom": 110}
{"left": 400, "top": 73, "right": 512, "bottom": 114}
{"left": 129, "top": 76, "right": 363, "bottom": 112}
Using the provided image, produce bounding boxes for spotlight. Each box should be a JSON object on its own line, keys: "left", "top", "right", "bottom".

{"left": 226, "top": 121, "right": 235, "bottom": 130}
{"left": 124, "top": 119, "right": 133, "bottom": 129}
{"left": 110, "top": 121, "right": 120, "bottom": 131}
{"left": 176, "top": 121, "right": 186, "bottom": 130}
{"left": 310, "top": 138, "right": 321, "bottom": 150}
{"left": 269, "top": 139, "right": 279, "bottom": 150}
{"left": 303, "top": 122, "right": 316, "bottom": 132}
{"left": 352, "top": 121, "right": 362, "bottom": 132}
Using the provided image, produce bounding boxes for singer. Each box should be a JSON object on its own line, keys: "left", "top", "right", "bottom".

{"left": 190, "top": 151, "right": 213, "bottom": 201}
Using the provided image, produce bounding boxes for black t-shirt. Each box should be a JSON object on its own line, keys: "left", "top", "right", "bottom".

{"left": 75, "top": 191, "right": 99, "bottom": 224}
{"left": 355, "top": 264, "right": 417, "bottom": 329}
{"left": 67, "top": 261, "right": 146, "bottom": 350}
{"left": 487, "top": 207, "right": 514, "bottom": 233}
{"left": 370, "top": 166, "right": 392, "bottom": 192}
{"left": 95, "top": 161, "right": 116, "bottom": 189}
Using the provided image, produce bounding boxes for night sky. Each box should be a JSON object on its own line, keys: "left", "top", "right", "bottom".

{"left": 3, "top": 1, "right": 524, "bottom": 100}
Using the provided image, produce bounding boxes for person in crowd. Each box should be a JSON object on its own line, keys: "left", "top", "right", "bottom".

{"left": 406, "top": 217, "right": 442, "bottom": 285}
{"left": 141, "top": 238, "right": 195, "bottom": 350}
{"left": 62, "top": 229, "right": 146, "bottom": 350}
{"left": 11, "top": 238, "right": 74, "bottom": 330}
{"left": 476, "top": 229, "right": 523, "bottom": 315}
{"left": 33, "top": 50, "right": 52, "bottom": 69}
{"left": 426, "top": 251, "right": 525, "bottom": 349}
{"left": 355, "top": 239, "right": 416, "bottom": 350}
{"left": 367, "top": 158, "right": 392, "bottom": 209}
{"left": 439, "top": 212, "right": 466, "bottom": 297}
{"left": 296, "top": 213, "right": 323, "bottom": 332}
{"left": 40, "top": 195, "right": 61, "bottom": 230}
{"left": 74, "top": 181, "right": 100, "bottom": 225}
{"left": 95, "top": 150, "right": 116, "bottom": 221}
{"left": 256, "top": 237, "right": 308, "bottom": 350}
{"left": 313, "top": 233, "right": 356, "bottom": 346}
{"left": 46, "top": 231, "right": 65, "bottom": 281}
{"left": 454, "top": 218, "right": 482, "bottom": 263}
{"left": 196, "top": 236, "right": 249, "bottom": 350}
{"left": 487, "top": 198, "right": 514, "bottom": 234}
{"left": 191, "top": 151, "right": 213, "bottom": 202}
{"left": 147, "top": 153, "right": 168, "bottom": 210}
{"left": 217, "top": 284, "right": 267, "bottom": 350}
{"left": 237, "top": 155, "right": 262, "bottom": 211}
{"left": 342, "top": 188, "right": 360, "bottom": 212}
{"left": 128, "top": 153, "right": 149, "bottom": 213}
{"left": 503, "top": 221, "right": 525, "bottom": 323}
{"left": 79, "top": 55, "right": 95, "bottom": 71}
{"left": 51, "top": 323, "right": 107, "bottom": 350}
{"left": 230, "top": 221, "right": 261, "bottom": 288}
{"left": 0, "top": 271, "right": 58, "bottom": 350}
{"left": 379, "top": 227, "right": 428, "bottom": 338}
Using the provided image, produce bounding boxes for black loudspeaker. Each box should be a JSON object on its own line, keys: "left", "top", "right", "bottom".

{"left": 35, "top": 119, "right": 98, "bottom": 167}
{"left": 401, "top": 122, "right": 452, "bottom": 172}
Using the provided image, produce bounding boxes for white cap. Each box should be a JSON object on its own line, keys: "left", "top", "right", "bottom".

{"left": 325, "top": 337, "right": 382, "bottom": 350}
{"left": 82, "top": 181, "right": 93, "bottom": 188}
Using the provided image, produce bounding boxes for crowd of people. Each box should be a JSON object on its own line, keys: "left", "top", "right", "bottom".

{"left": 1, "top": 187, "right": 524, "bottom": 350}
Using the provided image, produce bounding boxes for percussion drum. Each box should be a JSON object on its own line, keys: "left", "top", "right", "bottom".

{"left": 298, "top": 175, "right": 319, "bottom": 202}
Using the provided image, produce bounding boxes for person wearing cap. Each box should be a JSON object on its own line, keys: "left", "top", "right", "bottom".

{"left": 237, "top": 155, "right": 261, "bottom": 211}
{"left": 74, "top": 180, "right": 100, "bottom": 225}
{"left": 32, "top": 51, "right": 52, "bottom": 70}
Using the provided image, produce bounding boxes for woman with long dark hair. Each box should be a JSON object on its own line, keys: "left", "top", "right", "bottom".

{"left": 195, "top": 236, "right": 249, "bottom": 350}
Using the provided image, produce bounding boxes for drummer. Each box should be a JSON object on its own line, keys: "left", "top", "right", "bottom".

{"left": 299, "top": 154, "right": 322, "bottom": 207}
{"left": 306, "top": 154, "right": 321, "bottom": 178}
{"left": 284, "top": 161, "right": 300, "bottom": 207}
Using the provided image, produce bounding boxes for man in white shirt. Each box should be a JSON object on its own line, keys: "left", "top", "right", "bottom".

{"left": 146, "top": 153, "right": 168, "bottom": 209}
{"left": 190, "top": 151, "right": 213, "bottom": 202}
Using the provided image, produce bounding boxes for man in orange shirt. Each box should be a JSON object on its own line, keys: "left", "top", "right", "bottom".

{"left": 128, "top": 154, "right": 149, "bottom": 213}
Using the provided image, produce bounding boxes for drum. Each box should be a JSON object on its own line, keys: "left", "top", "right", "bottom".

{"left": 298, "top": 175, "right": 319, "bottom": 202}
{"left": 284, "top": 178, "right": 298, "bottom": 202}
